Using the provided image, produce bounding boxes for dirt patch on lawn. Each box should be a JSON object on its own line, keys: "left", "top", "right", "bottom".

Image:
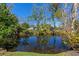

{"left": 65, "top": 50, "right": 79, "bottom": 56}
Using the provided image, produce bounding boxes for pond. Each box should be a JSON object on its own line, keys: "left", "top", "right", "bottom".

{"left": 16, "top": 36, "right": 68, "bottom": 52}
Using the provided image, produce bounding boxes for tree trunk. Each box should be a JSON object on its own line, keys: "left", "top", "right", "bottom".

{"left": 62, "top": 10, "right": 67, "bottom": 31}
{"left": 71, "top": 3, "right": 78, "bottom": 33}
{"left": 62, "top": 4, "right": 67, "bottom": 31}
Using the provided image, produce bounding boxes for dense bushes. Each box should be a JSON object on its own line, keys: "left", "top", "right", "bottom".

{"left": 55, "top": 30, "right": 79, "bottom": 50}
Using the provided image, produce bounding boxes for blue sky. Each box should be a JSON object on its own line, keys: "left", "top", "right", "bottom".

{"left": 11, "top": 3, "right": 54, "bottom": 26}
{"left": 11, "top": 3, "right": 33, "bottom": 23}
{"left": 10, "top": 3, "right": 72, "bottom": 27}
{"left": 11, "top": 3, "right": 47, "bottom": 26}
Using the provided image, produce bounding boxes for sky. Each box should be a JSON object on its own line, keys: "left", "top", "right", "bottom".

{"left": 11, "top": 3, "right": 33, "bottom": 23}
{"left": 10, "top": 3, "right": 73, "bottom": 27}
{"left": 11, "top": 3, "right": 47, "bottom": 26}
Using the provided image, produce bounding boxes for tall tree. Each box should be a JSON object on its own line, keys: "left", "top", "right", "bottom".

{"left": 71, "top": 3, "right": 78, "bottom": 33}
{"left": 28, "top": 4, "right": 45, "bottom": 30}
{"left": 48, "top": 3, "right": 62, "bottom": 28}
{"left": 61, "top": 4, "right": 68, "bottom": 31}
{"left": 27, "top": 4, "right": 46, "bottom": 49}
{"left": 48, "top": 3, "right": 62, "bottom": 48}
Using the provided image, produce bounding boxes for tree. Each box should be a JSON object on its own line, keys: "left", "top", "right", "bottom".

{"left": 48, "top": 4, "right": 62, "bottom": 28}
{"left": 71, "top": 3, "right": 78, "bottom": 33}
{"left": 28, "top": 4, "right": 45, "bottom": 30}
{"left": 48, "top": 3, "right": 62, "bottom": 48}
{"left": 0, "top": 3, "right": 18, "bottom": 51}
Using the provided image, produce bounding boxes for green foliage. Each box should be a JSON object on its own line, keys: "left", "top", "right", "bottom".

{"left": 55, "top": 30, "right": 79, "bottom": 50}
{"left": 54, "top": 9, "right": 62, "bottom": 18}
{"left": 0, "top": 3, "right": 18, "bottom": 50}
{"left": 73, "top": 20, "right": 79, "bottom": 33}
{"left": 21, "top": 23, "right": 30, "bottom": 30}
{"left": 32, "top": 24, "right": 52, "bottom": 36}
{"left": 16, "top": 23, "right": 30, "bottom": 37}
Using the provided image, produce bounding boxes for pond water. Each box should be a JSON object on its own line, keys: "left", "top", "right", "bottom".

{"left": 16, "top": 36, "right": 68, "bottom": 52}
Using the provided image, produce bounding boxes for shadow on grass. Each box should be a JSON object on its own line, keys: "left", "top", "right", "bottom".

{"left": 16, "top": 47, "right": 72, "bottom": 54}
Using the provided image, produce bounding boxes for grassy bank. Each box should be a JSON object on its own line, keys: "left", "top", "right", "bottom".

{"left": 0, "top": 52, "right": 67, "bottom": 56}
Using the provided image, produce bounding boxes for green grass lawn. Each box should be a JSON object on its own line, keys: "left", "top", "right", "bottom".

{"left": 1, "top": 52, "right": 67, "bottom": 56}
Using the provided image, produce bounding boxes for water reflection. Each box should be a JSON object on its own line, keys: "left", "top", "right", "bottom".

{"left": 16, "top": 36, "right": 67, "bottom": 51}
